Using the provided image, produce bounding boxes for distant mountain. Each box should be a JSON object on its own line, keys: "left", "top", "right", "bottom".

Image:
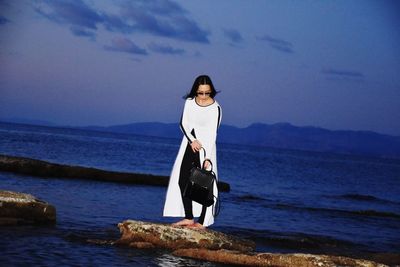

{"left": 81, "top": 122, "right": 400, "bottom": 158}
{"left": 0, "top": 117, "right": 58, "bottom": 127}
{"left": 218, "top": 122, "right": 400, "bottom": 158}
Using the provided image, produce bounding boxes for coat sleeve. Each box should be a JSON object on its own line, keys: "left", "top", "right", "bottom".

{"left": 180, "top": 100, "right": 196, "bottom": 143}
{"left": 202, "top": 105, "right": 222, "bottom": 164}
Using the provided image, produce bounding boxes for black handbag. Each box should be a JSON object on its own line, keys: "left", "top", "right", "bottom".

{"left": 183, "top": 148, "right": 221, "bottom": 217}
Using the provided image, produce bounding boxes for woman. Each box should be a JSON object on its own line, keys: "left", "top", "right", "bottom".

{"left": 163, "top": 75, "right": 222, "bottom": 229}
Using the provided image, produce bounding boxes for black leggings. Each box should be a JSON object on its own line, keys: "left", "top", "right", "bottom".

{"left": 178, "top": 142, "right": 207, "bottom": 224}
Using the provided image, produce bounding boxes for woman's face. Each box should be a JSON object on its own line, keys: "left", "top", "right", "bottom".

{"left": 196, "top": 84, "right": 212, "bottom": 100}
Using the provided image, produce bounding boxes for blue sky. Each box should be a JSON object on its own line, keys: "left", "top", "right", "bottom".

{"left": 0, "top": 0, "right": 399, "bottom": 135}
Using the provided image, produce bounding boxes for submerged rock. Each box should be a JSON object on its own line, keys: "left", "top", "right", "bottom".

{"left": 0, "top": 154, "right": 230, "bottom": 192}
{"left": 173, "top": 248, "right": 388, "bottom": 267}
{"left": 0, "top": 190, "right": 56, "bottom": 225}
{"left": 116, "top": 220, "right": 255, "bottom": 251}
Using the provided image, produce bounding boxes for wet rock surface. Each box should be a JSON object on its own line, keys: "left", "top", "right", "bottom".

{"left": 0, "top": 190, "right": 56, "bottom": 225}
{"left": 173, "top": 248, "right": 389, "bottom": 267}
{"left": 116, "top": 220, "right": 256, "bottom": 251}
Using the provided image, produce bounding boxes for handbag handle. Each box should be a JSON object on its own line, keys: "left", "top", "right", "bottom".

{"left": 199, "top": 147, "right": 213, "bottom": 171}
{"left": 199, "top": 148, "right": 220, "bottom": 218}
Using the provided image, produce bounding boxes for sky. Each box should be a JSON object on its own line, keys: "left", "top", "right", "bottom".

{"left": 0, "top": 0, "right": 399, "bottom": 136}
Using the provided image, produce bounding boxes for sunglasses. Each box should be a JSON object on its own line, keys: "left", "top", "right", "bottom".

{"left": 196, "top": 91, "right": 211, "bottom": 96}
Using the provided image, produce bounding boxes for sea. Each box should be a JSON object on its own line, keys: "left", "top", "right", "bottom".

{"left": 0, "top": 121, "right": 399, "bottom": 266}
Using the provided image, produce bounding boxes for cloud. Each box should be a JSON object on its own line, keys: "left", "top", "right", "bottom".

{"left": 322, "top": 68, "right": 364, "bottom": 79}
{"left": 0, "top": 15, "right": 10, "bottom": 25}
{"left": 34, "top": 0, "right": 210, "bottom": 44}
{"left": 104, "top": 37, "right": 148, "bottom": 55}
{"left": 148, "top": 42, "right": 185, "bottom": 55}
{"left": 34, "top": 0, "right": 103, "bottom": 30}
{"left": 70, "top": 25, "right": 96, "bottom": 40}
{"left": 223, "top": 28, "right": 243, "bottom": 44}
{"left": 127, "top": 0, "right": 187, "bottom": 16}
{"left": 101, "top": 13, "right": 132, "bottom": 34}
{"left": 108, "top": 0, "right": 210, "bottom": 43}
{"left": 257, "top": 34, "right": 294, "bottom": 53}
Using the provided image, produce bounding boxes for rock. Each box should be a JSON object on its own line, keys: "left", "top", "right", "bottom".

{"left": 0, "top": 190, "right": 56, "bottom": 225}
{"left": 172, "top": 248, "right": 388, "bottom": 267}
{"left": 367, "top": 253, "right": 400, "bottom": 266}
{"left": 116, "top": 220, "right": 255, "bottom": 251}
{"left": 0, "top": 154, "right": 231, "bottom": 192}
{"left": 115, "top": 220, "right": 390, "bottom": 267}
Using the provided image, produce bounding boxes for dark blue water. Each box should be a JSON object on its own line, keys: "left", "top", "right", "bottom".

{"left": 1, "top": 122, "right": 399, "bottom": 266}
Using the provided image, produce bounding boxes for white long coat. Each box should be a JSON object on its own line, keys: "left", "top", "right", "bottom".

{"left": 163, "top": 98, "right": 222, "bottom": 227}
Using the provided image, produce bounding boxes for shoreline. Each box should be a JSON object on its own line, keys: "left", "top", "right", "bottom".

{"left": 0, "top": 154, "right": 231, "bottom": 192}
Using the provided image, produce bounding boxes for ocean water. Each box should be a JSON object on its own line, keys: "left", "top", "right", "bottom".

{"left": 0, "top": 121, "right": 399, "bottom": 266}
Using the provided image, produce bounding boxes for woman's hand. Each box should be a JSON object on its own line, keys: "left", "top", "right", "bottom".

{"left": 190, "top": 140, "right": 202, "bottom": 153}
{"left": 203, "top": 159, "right": 211, "bottom": 170}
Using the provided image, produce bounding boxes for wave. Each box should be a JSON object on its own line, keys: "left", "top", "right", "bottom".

{"left": 232, "top": 192, "right": 400, "bottom": 219}
{"left": 235, "top": 194, "right": 268, "bottom": 202}
{"left": 234, "top": 194, "right": 400, "bottom": 219}
{"left": 341, "top": 194, "right": 380, "bottom": 201}
{"left": 334, "top": 194, "right": 400, "bottom": 205}
{"left": 352, "top": 209, "right": 400, "bottom": 218}
{"left": 219, "top": 226, "right": 361, "bottom": 253}
{"left": 271, "top": 204, "right": 400, "bottom": 219}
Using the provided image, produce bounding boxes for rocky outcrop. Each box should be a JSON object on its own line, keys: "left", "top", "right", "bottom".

{"left": 116, "top": 220, "right": 255, "bottom": 251}
{"left": 0, "top": 190, "right": 56, "bottom": 225}
{"left": 173, "top": 248, "right": 388, "bottom": 267}
{"left": 116, "top": 220, "right": 389, "bottom": 267}
{"left": 0, "top": 154, "right": 230, "bottom": 192}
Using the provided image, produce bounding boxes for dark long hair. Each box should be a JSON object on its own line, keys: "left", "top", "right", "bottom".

{"left": 184, "top": 75, "right": 219, "bottom": 99}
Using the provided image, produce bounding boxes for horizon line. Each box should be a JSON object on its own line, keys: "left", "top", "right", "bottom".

{"left": 0, "top": 118, "right": 399, "bottom": 138}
